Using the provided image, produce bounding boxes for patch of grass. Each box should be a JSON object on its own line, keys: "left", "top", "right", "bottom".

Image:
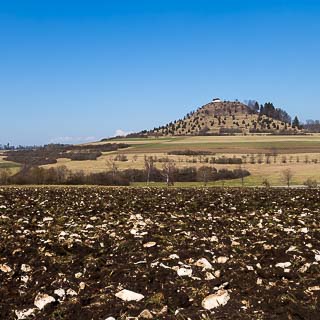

{"left": 0, "top": 162, "right": 21, "bottom": 169}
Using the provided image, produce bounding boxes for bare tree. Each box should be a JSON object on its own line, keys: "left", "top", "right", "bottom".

{"left": 238, "top": 165, "right": 246, "bottom": 187}
{"left": 55, "top": 165, "right": 68, "bottom": 184}
{"left": 262, "top": 178, "right": 271, "bottom": 188}
{"left": 282, "top": 169, "right": 293, "bottom": 187}
{"left": 144, "top": 156, "right": 154, "bottom": 185}
{"left": 0, "top": 169, "right": 11, "bottom": 185}
{"left": 265, "top": 153, "right": 271, "bottom": 164}
{"left": 106, "top": 158, "right": 118, "bottom": 179}
{"left": 197, "top": 166, "right": 214, "bottom": 186}
{"left": 271, "top": 147, "right": 278, "bottom": 163}
{"left": 162, "top": 159, "right": 176, "bottom": 186}
{"left": 303, "top": 178, "right": 317, "bottom": 189}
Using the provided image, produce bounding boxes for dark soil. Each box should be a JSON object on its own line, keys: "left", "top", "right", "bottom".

{"left": 0, "top": 187, "right": 319, "bottom": 319}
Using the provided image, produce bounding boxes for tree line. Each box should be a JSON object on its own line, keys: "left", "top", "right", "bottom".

{"left": 2, "top": 143, "right": 130, "bottom": 166}
{"left": 0, "top": 164, "right": 250, "bottom": 186}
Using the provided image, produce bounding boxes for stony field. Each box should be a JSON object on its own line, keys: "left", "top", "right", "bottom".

{"left": 0, "top": 187, "right": 319, "bottom": 319}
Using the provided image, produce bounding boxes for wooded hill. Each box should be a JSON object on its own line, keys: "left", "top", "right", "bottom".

{"left": 142, "top": 99, "right": 301, "bottom": 136}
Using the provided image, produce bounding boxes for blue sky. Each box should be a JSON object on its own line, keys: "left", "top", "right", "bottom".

{"left": 1, "top": 0, "right": 320, "bottom": 145}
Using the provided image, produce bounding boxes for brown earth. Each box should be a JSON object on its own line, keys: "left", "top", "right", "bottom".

{"left": 0, "top": 187, "right": 319, "bottom": 319}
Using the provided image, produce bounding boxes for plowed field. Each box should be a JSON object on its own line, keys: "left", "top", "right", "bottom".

{"left": 0, "top": 187, "right": 319, "bottom": 319}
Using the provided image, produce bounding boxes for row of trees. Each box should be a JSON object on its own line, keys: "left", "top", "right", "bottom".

{"left": 0, "top": 162, "right": 251, "bottom": 186}
{"left": 3, "top": 143, "right": 130, "bottom": 166}
{"left": 143, "top": 156, "right": 249, "bottom": 186}
{"left": 259, "top": 102, "right": 292, "bottom": 124}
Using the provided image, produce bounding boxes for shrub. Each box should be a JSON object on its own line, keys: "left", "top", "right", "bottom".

{"left": 262, "top": 179, "right": 271, "bottom": 188}
{"left": 303, "top": 179, "right": 317, "bottom": 188}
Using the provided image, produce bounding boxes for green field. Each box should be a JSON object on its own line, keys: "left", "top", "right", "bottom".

{"left": 0, "top": 160, "right": 21, "bottom": 171}
{"left": 108, "top": 135, "right": 320, "bottom": 154}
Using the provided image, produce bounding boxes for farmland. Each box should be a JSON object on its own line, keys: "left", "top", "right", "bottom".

{"left": 40, "top": 135, "right": 320, "bottom": 186}
{"left": 0, "top": 186, "right": 319, "bottom": 319}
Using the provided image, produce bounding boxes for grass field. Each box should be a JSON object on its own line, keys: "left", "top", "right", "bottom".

{"left": 0, "top": 155, "right": 21, "bottom": 174}
{"left": 106, "top": 135, "right": 320, "bottom": 153}
{"left": 40, "top": 135, "right": 320, "bottom": 186}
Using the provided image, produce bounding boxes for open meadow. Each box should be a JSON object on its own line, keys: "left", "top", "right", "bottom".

{"left": 0, "top": 186, "right": 319, "bottom": 319}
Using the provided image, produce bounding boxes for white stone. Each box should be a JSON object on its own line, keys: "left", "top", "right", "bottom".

{"left": 202, "top": 290, "right": 230, "bottom": 310}
{"left": 308, "top": 286, "right": 320, "bottom": 291}
{"left": 210, "top": 236, "right": 219, "bottom": 242}
{"left": 217, "top": 256, "right": 229, "bottom": 264}
{"left": 143, "top": 242, "right": 156, "bottom": 248}
{"left": 194, "top": 258, "right": 212, "bottom": 270}
{"left": 34, "top": 293, "right": 55, "bottom": 310}
{"left": 177, "top": 268, "right": 192, "bottom": 277}
{"left": 214, "top": 270, "right": 221, "bottom": 278}
{"left": 139, "top": 309, "right": 153, "bottom": 318}
{"left": 275, "top": 262, "right": 291, "bottom": 268}
{"left": 130, "top": 228, "right": 138, "bottom": 235}
{"left": 75, "top": 272, "right": 82, "bottom": 278}
{"left": 0, "top": 264, "right": 12, "bottom": 273}
{"left": 21, "top": 264, "right": 31, "bottom": 273}
{"left": 54, "top": 289, "right": 66, "bottom": 298}
{"left": 286, "top": 246, "right": 297, "bottom": 253}
{"left": 300, "top": 227, "right": 308, "bottom": 233}
{"left": 15, "top": 308, "right": 36, "bottom": 320}
{"left": 115, "top": 289, "right": 144, "bottom": 302}
{"left": 299, "top": 263, "right": 311, "bottom": 273}
{"left": 205, "top": 272, "right": 215, "bottom": 280}
{"left": 66, "top": 288, "right": 77, "bottom": 296}
{"left": 169, "top": 254, "right": 180, "bottom": 260}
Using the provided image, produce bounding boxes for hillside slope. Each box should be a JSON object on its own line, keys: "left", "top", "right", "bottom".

{"left": 147, "top": 100, "right": 299, "bottom": 136}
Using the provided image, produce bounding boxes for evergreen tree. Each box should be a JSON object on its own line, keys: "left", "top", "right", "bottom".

{"left": 292, "top": 116, "right": 300, "bottom": 128}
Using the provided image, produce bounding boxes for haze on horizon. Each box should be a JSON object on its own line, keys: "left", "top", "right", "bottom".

{"left": 1, "top": 0, "right": 320, "bottom": 145}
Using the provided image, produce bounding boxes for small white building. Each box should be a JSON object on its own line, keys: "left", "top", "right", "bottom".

{"left": 212, "top": 98, "right": 221, "bottom": 103}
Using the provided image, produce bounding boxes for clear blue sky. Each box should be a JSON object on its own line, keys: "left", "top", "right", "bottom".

{"left": 1, "top": 0, "right": 320, "bottom": 145}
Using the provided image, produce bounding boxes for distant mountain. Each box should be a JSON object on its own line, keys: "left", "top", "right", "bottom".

{"left": 140, "top": 99, "right": 301, "bottom": 136}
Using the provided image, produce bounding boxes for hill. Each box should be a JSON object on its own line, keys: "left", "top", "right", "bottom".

{"left": 142, "top": 99, "right": 300, "bottom": 136}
